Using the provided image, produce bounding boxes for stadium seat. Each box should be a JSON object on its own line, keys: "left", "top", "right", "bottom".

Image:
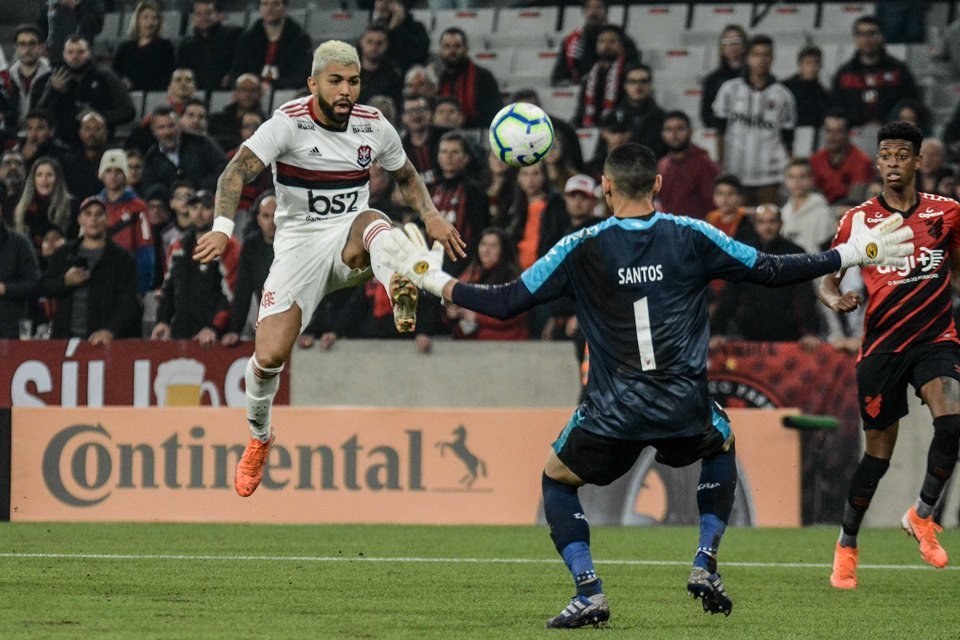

{"left": 690, "top": 3, "right": 752, "bottom": 34}
{"left": 645, "top": 47, "right": 707, "bottom": 74}
{"left": 540, "top": 88, "right": 578, "bottom": 123}
{"left": 752, "top": 3, "right": 816, "bottom": 34}
{"left": 576, "top": 127, "right": 600, "bottom": 161}
{"left": 162, "top": 10, "right": 184, "bottom": 39}
{"left": 208, "top": 90, "right": 233, "bottom": 113}
{"left": 485, "top": 33, "right": 550, "bottom": 51}
{"left": 606, "top": 4, "right": 626, "bottom": 28}
{"left": 308, "top": 10, "right": 367, "bottom": 43}
{"left": 692, "top": 127, "right": 719, "bottom": 161}
{"left": 654, "top": 74, "right": 703, "bottom": 119}
{"left": 127, "top": 90, "right": 145, "bottom": 119}
{"left": 433, "top": 9, "right": 496, "bottom": 44}
{"left": 625, "top": 4, "right": 688, "bottom": 50}
{"left": 143, "top": 91, "right": 170, "bottom": 116}
{"left": 772, "top": 44, "right": 800, "bottom": 79}
{"left": 792, "top": 125, "right": 817, "bottom": 158}
{"left": 287, "top": 8, "right": 308, "bottom": 30}
{"left": 818, "top": 3, "right": 874, "bottom": 34}
{"left": 101, "top": 11, "right": 124, "bottom": 43}
{"left": 496, "top": 7, "right": 560, "bottom": 37}
{"left": 474, "top": 49, "right": 515, "bottom": 83}
{"left": 221, "top": 11, "right": 247, "bottom": 30}
{"left": 270, "top": 89, "right": 298, "bottom": 112}
{"left": 511, "top": 49, "right": 559, "bottom": 79}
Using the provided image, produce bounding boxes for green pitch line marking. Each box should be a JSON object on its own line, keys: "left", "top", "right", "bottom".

{"left": 0, "top": 552, "right": 956, "bottom": 571}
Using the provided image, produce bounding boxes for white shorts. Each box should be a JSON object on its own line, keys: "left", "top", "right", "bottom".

{"left": 257, "top": 213, "right": 374, "bottom": 333}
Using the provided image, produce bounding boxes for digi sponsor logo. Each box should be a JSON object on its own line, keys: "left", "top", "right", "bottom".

{"left": 875, "top": 246, "right": 944, "bottom": 277}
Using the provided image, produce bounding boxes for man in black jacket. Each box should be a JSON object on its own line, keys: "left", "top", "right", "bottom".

{"left": 142, "top": 105, "right": 228, "bottom": 194}
{"left": 30, "top": 35, "right": 134, "bottom": 146}
{"left": 229, "top": 0, "right": 312, "bottom": 90}
{"left": 434, "top": 28, "right": 503, "bottom": 129}
{"left": 176, "top": 0, "right": 243, "bottom": 92}
{"left": 222, "top": 191, "right": 275, "bottom": 346}
{"left": 0, "top": 185, "right": 40, "bottom": 339}
{"left": 38, "top": 196, "right": 140, "bottom": 343}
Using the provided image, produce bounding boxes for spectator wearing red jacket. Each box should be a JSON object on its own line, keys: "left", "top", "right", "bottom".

{"left": 809, "top": 112, "right": 875, "bottom": 204}
{"left": 97, "top": 149, "right": 155, "bottom": 294}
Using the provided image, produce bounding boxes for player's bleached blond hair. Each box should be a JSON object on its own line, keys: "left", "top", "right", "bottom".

{"left": 311, "top": 40, "right": 361, "bottom": 75}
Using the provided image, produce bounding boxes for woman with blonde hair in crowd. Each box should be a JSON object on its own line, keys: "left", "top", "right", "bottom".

{"left": 112, "top": 0, "right": 176, "bottom": 91}
{"left": 14, "top": 157, "right": 75, "bottom": 253}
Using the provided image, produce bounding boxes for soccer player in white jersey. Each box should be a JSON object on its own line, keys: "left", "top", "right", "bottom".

{"left": 193, "top": 40, "right": 466, "bottom": 497}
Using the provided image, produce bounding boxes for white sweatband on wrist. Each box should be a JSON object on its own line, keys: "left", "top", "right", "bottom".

{"left": 835, "top": 243, "right": 858, "bottom": 269}
{"left": 212, "top": 216, "right": 235, "bottom": 237}
{"left": 422, "top": 271, "right": 454, "bottom": 298}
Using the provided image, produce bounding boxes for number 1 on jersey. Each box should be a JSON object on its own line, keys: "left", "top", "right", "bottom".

{"left": 633, "top": 296, "right": 657, "bottom": 371}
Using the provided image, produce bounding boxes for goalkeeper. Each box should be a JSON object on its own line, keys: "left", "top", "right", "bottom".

{"left": 385, "top": 143, "right": 913, "bottom": 629}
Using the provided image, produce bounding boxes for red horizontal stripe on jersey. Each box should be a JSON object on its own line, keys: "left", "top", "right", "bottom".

{"left": 276, "top": 162, "right": 370, "bottom": 183}
{"left": 352, "top": 113, "right": 381, "bottom": 120}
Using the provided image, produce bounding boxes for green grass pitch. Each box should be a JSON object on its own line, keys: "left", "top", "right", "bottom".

{"left": 1, "top": 523, "right": 959, "bottom": 639}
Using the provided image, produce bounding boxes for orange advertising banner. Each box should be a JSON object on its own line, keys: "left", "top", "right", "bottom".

{"left": 10, "top": 407, "right": 800, "bottom": 526}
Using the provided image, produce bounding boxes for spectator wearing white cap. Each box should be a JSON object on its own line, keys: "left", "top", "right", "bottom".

{"left": 563, "top": 174, "right": 601, "bottom": 231}
{"left": 98, "top": 149, "right": 155, "bottom": 295}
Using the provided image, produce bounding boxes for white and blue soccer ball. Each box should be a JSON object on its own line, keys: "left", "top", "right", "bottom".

{"left": 488, "top": 102, "right": 555, "bottom": 168}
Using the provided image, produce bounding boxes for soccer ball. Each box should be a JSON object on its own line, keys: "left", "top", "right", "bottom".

{"left": 488, "top": 102, "right": 555, "bottom": 168}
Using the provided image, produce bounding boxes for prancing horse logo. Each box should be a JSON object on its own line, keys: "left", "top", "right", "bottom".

{"left": 436, "top": 426, "right": 487, "bottom": 488}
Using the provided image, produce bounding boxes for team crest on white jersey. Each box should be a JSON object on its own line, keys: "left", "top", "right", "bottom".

{"left": 357, "top": 145, "right": 372, "bottom": 168}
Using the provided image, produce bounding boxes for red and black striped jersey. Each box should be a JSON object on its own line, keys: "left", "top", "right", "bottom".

{"left": 831, "top": 192, "right": 960, "bottom": 360}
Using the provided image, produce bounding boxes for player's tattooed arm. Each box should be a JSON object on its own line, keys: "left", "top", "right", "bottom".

{"left": 214, "top": 146, "right": 266, "bottom": 221}
{"left": 390, "top": 159, "right": 467, "bottom": 260}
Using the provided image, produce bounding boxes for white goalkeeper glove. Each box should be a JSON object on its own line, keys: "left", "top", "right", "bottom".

{"left": 382, "top": 223, "right": 454, "bottom": 297}
{"left": 835, "top": 211, "right": 914, "bottom": 269}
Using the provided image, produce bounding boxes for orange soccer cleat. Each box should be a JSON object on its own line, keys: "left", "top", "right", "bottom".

{"left": 902, "top": 506, "right": 948, "bottom": 568}
{"left": 830, "top": 543, "right": 858, "bottom": 589}
{"left": 234, "top": 435, "right": 274, "bottom": 497}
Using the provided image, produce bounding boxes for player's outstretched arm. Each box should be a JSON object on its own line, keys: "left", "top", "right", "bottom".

{"left": 817, "top": 272, "right": 863, "bottom": 314}
{"left": 194, "top": 147, "right": 266, "bottom": 264}
{"left": 389, "top": 159, "right": 467, "bottom": 261}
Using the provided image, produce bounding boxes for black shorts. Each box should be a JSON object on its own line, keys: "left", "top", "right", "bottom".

{"left": 551, "top": 402, "right": 733, "bottom": 486}
{"left": 855, "top": 343, "right": 960, "bottom": 430}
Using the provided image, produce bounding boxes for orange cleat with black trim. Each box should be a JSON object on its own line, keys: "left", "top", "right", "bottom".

{"left": 235, "top": 435, "right": 274, "bottom": 497}
{"left": 830, "top": 543, "right": 858, "bottom": 589}
{"left": 902, "top": 506, "right": 948, "bottom": 568}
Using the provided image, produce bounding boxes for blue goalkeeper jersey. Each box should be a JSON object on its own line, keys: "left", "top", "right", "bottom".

{"left": 452, "top": 212, "right": 841, "bottom": 441}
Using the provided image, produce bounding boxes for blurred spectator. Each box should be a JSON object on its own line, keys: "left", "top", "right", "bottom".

{"left": 17, "top": 110, "right": 69, "bottom": 170}
{"left": 358, "top": 25, "right": 403, "bottom": 108}
{"left": 512, "top": 88, "right": 583, "bottom": 172}
{"left": 809, "top": 111, "right": 875, "bottom": 203}
{"left": 222, "top": 191, "right": 276, "bottom": 346}
{"left": 705, "top": 174, "right": 757, "bottom": 244}
{"left": 831, "top": 15, "right": 918, "bottom": 127}
{"left": 485, "top": 150, "right": 517, "bottom": 228}
{"left": 434, "top": 28, "right": 502, "bottom": 128}
{"left": 574, "top": 25, "right": 628, "bottom": 127}
{"left": 551, "top": 0, "right": 638, "bottom": 87}
{"left": 933, "top": 167, "right": 957, "bottom": 199}
{"left": 179, "top": 99, "right": 209, "bottom": 136}
{"left": 780, "top": 158, "right": 836, "bottom": 254}
{"left": 1, "top": 151, "right": 27, "bottom": 221}
{"left": 430, "top": 131, "right": 489, "bottom": 276}
{"left": 209, "top": 74, "right": 265, "bottom": 153}
{"left": 700, "top": 24, "right": 746, "bottom": 130}
{"left": 97, "top": 149, "right": 155, "bottom": 295}
{"left": 401, "top": 93, "right": 445, "bottom": 189}
{"left": 0, "top": 185, "right": 40, "bottom": 340}
{"left": 175, "top": 0, "right": 242, "bottom": 92}
{"left": 230, "top": 0, "right": 312, "bottom": 90}
{"left": 370, "top": 0, "right": 429, "bottom": 75}
{"left": 141, "top": 105, "right": 228, "bottom": 194}
{"left": 562, "top": 173, "right": 600, "bottom": 230}
{"left": 918, "top": 137, "right": 946, "bottom": 194}
{"left": 656, "top": 110, "right": 719, "bottom": 219}
{"left": 39, "top": 195, "right": 140, "bottom": 343}
{"left": 152, "top": 189, "right": 239, "bottom": 345}
{"left": 127, "top": 68, "right": 199, "bottom": 152}
{"left": 509, "top": 162, "right": 567, "bottom": 271}
{"left": 614, "top": 64, "right": 666, "bottom": 158}
{"left": 892, "top": 100, "right": 932, "bottom": 137}
{"left": 713, "top": 35, "right": 795, "bottom": 206}
{"left": 875, "top": 1, "right": 928, "bottom": 44}
{"left": 14, "top": 156, "right": 75, "bottom": 253}
{"left": 585, "top": 110, "right": 631, "bottom": 179}
{"left": 143, "top": 184, "right": 173, "bottom": 282}
{"left": 367, "top": 95, "right": 399, "bottom": 129}
{"left": 782, "top": 45, "right": 830, "bottom": 130}
{"left": 112, "top": 0, "right": 176, "bottom": 91}
{"left": 31, "top": 35, "right": 134, "bottom": 146}
{"left": 403, "top": 64, "right": 437, "bottom": 99}
{"left": 225, "top": 112, "right": 273, "bottom": 214}
{"left": 447, "top": 227, "right": 528, "bottom": 340}
{"left": 543, "top": 136, "right": 578, "bottom": 196}
{"left": 432, "top": 96, "right": 464, "bottom": 129}
{"left": 63, "top": 109, "right": 109, "bottom": 200}
{"left": 710, "top": 203, "right": 821, "bottom": 350}
{"left": 125, "top": 149, "right": 144, "bottom": 195}
{"left": 8, "top": 25, "right": 51, "bottom": 130}
{"left": 164, "top": 180, "right": 195, "bottom": 256}
{"left": 35, "top": 0, "right": 105, "bottom": 66}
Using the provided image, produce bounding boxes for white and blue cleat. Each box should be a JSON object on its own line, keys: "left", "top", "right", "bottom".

{"left": 545, "top": 592, "right": 610, "bottom": 629}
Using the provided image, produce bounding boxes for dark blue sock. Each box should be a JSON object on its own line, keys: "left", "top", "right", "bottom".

{"left": 542, "top": 473, "right": 601, "bottom": 595}
{"left": 694, "top": 445, "right": 737, "bottom": 573}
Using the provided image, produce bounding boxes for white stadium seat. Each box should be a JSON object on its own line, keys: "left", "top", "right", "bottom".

{"left": 646, "top": 46, "right": 707, "bottom": 74}
{"left": 540, "top": 88, "right": 578, "bottom": 124}
{"left": 625, "top": 4, "right": 688, "bottom": 50}
{"left": 433, "top": 9, "right": 496, "bottom": 44}
{"left": 512, "top": 49, "right": 560, "bottom": 78}
{"left": 474, "top": 49, "right": 515, "bottom": 82}
{"left": 690, "top": 3, "right": 752, "bottom": 34}
{"left": 753, "top": 3, "right": 817, "bottom": 34}
{"left": 818, "top": 3, "right": 874, "bottom": 35}
{"left": 496, "top": 7, "right": 560, "bottom": 37}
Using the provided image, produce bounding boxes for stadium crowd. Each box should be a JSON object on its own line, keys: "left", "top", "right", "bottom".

{"left": 0, "top": 0, "right": 954, "bottom": 352}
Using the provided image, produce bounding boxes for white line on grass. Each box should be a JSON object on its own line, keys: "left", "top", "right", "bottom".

{"left": 0, "top": 552, "right": 955, "bottom": 571}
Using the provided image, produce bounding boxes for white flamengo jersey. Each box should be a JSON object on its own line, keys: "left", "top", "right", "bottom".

{"left": 242, "top": 97, "right": 407, "bottom": 236}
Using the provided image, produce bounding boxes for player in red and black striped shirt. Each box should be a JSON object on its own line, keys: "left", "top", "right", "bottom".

{"left": 822, "top": 121, "right": 960, "bottom": 589}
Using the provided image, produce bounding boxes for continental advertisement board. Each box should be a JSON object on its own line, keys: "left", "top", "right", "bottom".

{"left": 9, "top": 407, "right": 800, "bottom": 526}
